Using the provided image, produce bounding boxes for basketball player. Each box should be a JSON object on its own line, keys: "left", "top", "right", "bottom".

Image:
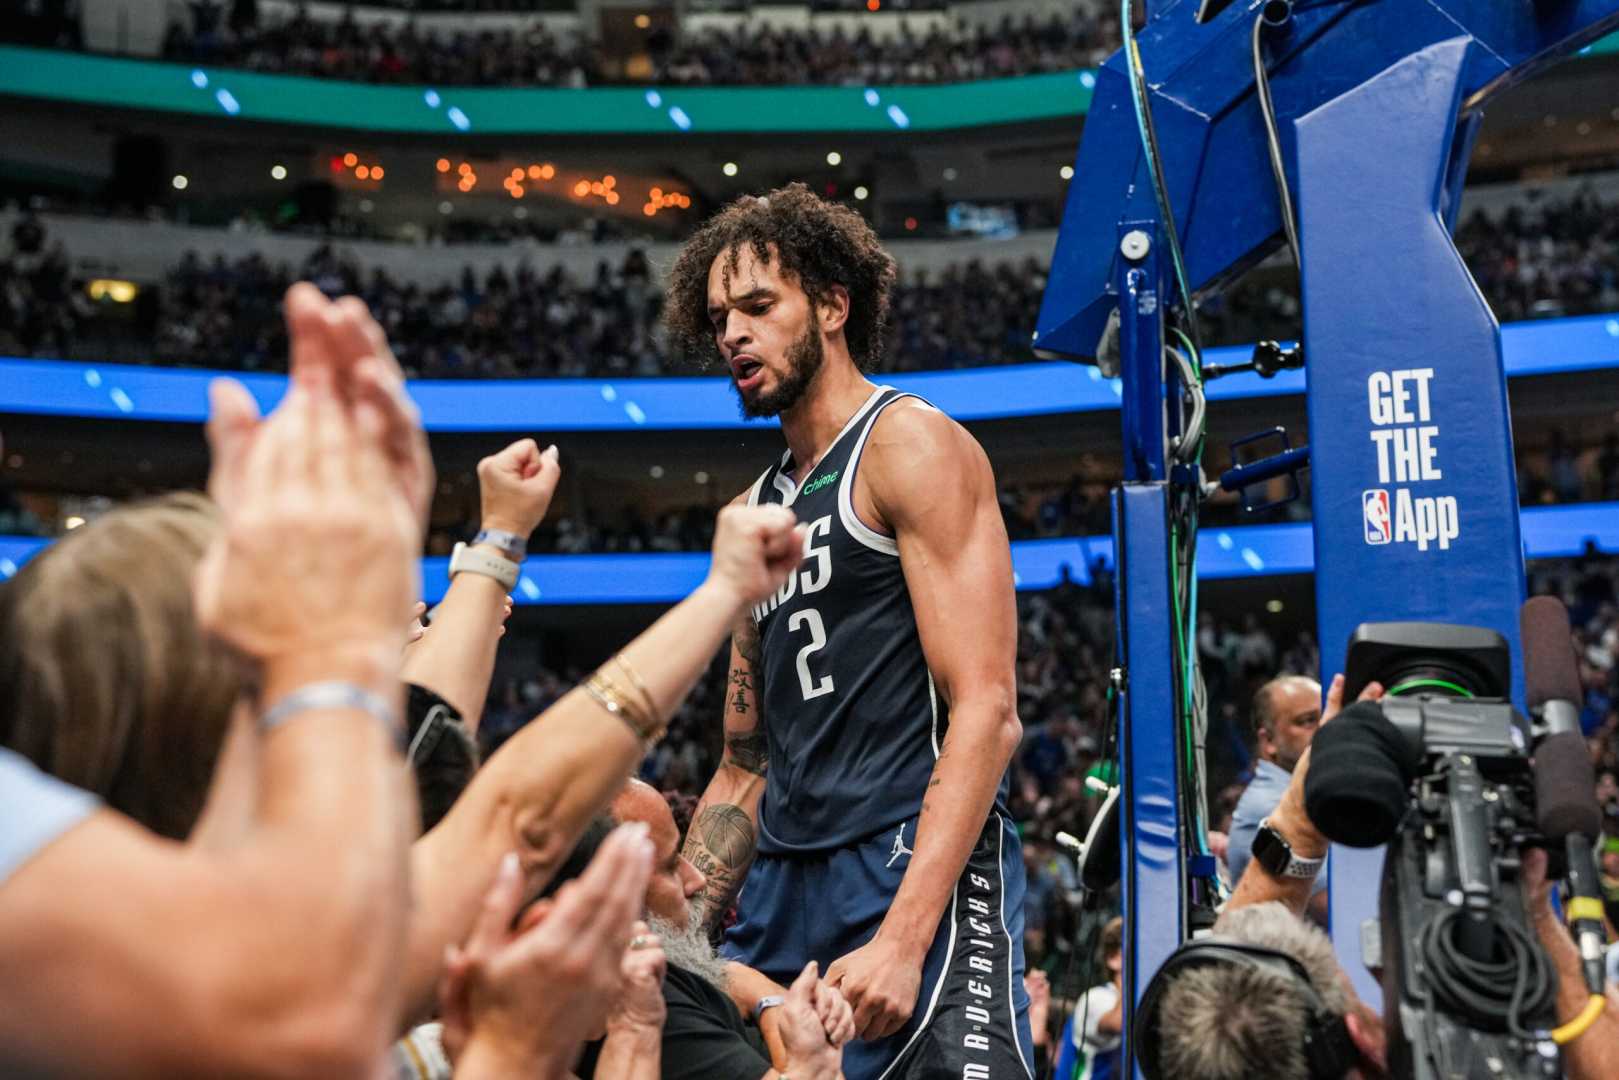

{"left": 666, "top": 184, "right": 1031, "bottom": 1080}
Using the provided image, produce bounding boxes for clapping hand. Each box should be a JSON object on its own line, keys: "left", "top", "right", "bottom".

{"left": 438, "top": 824, "right": 656, "bottom": 1075}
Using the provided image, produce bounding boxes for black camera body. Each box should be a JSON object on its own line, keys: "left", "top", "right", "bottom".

{"left": 1312, "top": 623, "right": 1562, "bottom": 1079}
{"left": 1374, "top": 698, "right": 1557, "bottom": 1079}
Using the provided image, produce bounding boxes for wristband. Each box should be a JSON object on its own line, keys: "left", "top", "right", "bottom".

{"left": 260, "top": 680, "right": 402, "bottom": 747}
{"left": 472, "top": 527, "right": 527, "bottom": 562}
{"left": 450, "top": 542, "right": 521, "bottom": 590}
{"left": 753, "top": 995, "right": 786, "bottom": 1023}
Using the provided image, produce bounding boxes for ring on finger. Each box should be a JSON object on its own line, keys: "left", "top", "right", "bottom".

{"left": 630, "top": 934, "right": 653, "bottom": 950}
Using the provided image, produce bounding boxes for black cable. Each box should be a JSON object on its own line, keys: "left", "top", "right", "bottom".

{"left": 1418, "top": 907, "right": 1556, "bottom": 1041}
{"left": 1123, "top": 0, "right": 1203, "bottom": 352}
{"left": 1251, "top": 13, "right": 1301, "bottom": 270}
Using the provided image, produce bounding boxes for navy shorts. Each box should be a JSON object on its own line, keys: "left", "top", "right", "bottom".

{"left": 722, "top": 811, "right": 1034, "bottom": 1080}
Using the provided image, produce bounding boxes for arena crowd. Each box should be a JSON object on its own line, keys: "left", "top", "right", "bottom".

{"left": 6, "top": 182, "right": 1618, "bottom": 380}
{"left": 153, "top": 6, "right": 1113, "bottom": 88}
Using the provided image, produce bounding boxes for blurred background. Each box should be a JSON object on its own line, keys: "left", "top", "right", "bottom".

{"left": 3, "top": 0, "right": 1619, "bottom": 994}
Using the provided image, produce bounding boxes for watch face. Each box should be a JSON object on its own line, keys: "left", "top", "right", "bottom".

{"left": 1251, "top": 824, "right": 1289, "bottom": 876}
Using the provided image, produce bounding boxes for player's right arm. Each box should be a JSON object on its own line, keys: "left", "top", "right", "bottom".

{"left": 684, "top": 491, "right": 771, "bottom": 935}
{"left": 684, "top": 613, "right": 768, "bottom": 935}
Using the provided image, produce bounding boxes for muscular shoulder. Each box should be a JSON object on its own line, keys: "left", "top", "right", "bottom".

{"left": 861, "top": 399, "right": 993, "bottom": 528}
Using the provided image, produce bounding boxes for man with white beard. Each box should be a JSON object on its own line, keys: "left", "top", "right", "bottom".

{"left": 572, "top": 780, "right": 857, "bottom": 1080}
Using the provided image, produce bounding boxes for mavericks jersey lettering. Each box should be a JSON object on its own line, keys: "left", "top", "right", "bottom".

{"left": 748, "top": 386, "right": 1002, "bottom": 854}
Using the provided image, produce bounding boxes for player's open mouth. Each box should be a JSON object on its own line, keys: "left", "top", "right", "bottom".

{"left": 732, "top": 357, "right": 764, "bottom": 388}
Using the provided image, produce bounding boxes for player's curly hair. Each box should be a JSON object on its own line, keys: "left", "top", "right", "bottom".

{"left": 663, "top": 182, "right": 897, "bottom": 372}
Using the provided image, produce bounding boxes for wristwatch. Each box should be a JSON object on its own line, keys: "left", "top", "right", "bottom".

{"left": 752, "top": 994, "right": 786, "bottom": 1023}
{"left": 472, "top": 527, "right": 527, "bottom": 563}
{"left": 450, "top": 542, "right": 520, "bottom": 591}
{"left": 1251, "top": 818, "right": 1326, "bottom": 880}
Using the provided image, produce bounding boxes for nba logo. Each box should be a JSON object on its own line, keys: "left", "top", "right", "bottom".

{"left": 1363, "top": 489, "right": 1392, "bottom": 545}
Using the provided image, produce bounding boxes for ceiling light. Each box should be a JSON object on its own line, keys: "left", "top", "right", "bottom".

{"left": 438, "top": 200, "right": 453, "bottom": 214}
{"left": 854, "top": 185, "right": 869, "bottom": 200}
{"left": 695, "top": 471, "right": 710, "bottom": 485}
{"left": 1060, "top": 165, "right": 1074, "bottom": 180}
{"left": 650, "top": 465, "right": 665, "bottom": 479}
{"left": 171, "top": 174, "right": 189, "bottom": 190}
{"left": 1265, "top": 599, "right": 1284, "bottom": 613}
{"left": 723, "top": 161, "right": 739, "bottom": 177}
{"left": 634, "top": 13, "right": 651, "bottom": 28}
{"left": 270, "top": 164, "right": 287, "bottom": 180}
{"left": 942, "top": 167, "right": 957, "bottom": 181}
{"left": 826, "top": 151, "right": 842, "bottom": 166}
{"left": 437, "top": 158, "right": 451, "bottom": 173}
{"left": 359, "top": 199, "right": 374, "bottom": 213}
{"left": 343, "top": 152, "right": 358, "bottom": 167}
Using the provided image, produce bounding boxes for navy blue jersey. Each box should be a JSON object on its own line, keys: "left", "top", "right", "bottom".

{"left": 747, "top": 386, "right": 1007, "bottom": 853}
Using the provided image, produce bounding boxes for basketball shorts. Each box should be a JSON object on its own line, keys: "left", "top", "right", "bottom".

{"left": 721, "top": 811, "right": 1034, "bottom": 1080}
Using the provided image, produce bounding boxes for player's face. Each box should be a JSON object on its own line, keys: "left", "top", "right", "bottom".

{"left": 707, "top": 244, "right": 825, "bottom": 418}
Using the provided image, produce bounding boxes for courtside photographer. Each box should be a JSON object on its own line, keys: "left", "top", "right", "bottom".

{"left": 1135, "top": 615, "right": 1619, "bottom": 1080}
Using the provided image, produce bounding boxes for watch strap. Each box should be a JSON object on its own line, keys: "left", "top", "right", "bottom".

{"left": 752, "top": 994, "right": 786, "bottom": 1023}
{"left": 472, "top": 527, "right": 527, "bottom": 562}
{"left": 1258, "top": 818, "right": 1325, "bottom": 879}
{"left": 450, "top": 542, "right": 520, "bottom": 591}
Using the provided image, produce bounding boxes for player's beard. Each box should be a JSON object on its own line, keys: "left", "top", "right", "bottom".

{"left": 733, "top": 320, "right": 825, "bottom": 420}
{"left": 649, "top": 910, "right": 731, "bottom": 991}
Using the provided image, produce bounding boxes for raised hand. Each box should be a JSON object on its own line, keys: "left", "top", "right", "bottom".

{"left": 194, "top": 311, "right": 419, "bottom": 676}
{"left": 477, "top": 439, "right": 562, "bottom": 542}
{"left": 705, "top": 504, "right": 805, "bottom": 608}
{"left": 441, "top": 825, "right": 656, "bottom": 1076}
{"left": 204, "top": 285, "right": 434, "bottom": 529}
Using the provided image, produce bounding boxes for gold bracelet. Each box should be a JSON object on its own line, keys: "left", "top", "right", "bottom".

{"left": 612, "top": 654, "right": 659, "bottom": 724}
{"left": 585, "top": 672, "right": 665, "bottom": 747}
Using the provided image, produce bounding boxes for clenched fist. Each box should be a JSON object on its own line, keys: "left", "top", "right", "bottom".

{"left": 705, "top": 504, "right": 805, "bottom": 609}
{"left": 477, "top": 439, "right": 561, "bottom": 542}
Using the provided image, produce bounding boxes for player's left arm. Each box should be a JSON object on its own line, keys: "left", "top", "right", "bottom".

{"left": 825, "top": 402, "right": 1021, "bottom": 1041}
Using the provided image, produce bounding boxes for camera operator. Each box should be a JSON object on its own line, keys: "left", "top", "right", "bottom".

{"left": 1150, "top": 678, "right": 1619, "bottom": 1080}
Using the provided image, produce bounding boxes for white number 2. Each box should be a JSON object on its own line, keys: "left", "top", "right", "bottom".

{"left": 788, "top": 608, "right": 835, "bottom": 701}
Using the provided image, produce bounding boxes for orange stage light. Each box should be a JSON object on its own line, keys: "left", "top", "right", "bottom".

{"left": 436, "top": 158, "right": 451, "bottom": 173}
{"left": 356, "top": 165, "right": 371, "bottom": 180}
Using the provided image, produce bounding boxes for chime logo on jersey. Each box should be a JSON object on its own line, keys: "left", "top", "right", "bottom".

{"left": 1363, "top": 489, "right": 1392, "bottom": 545}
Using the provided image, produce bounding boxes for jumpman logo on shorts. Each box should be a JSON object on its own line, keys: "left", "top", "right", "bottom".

{"left": 886, "top": 823, "right": 914, "bottom": 868}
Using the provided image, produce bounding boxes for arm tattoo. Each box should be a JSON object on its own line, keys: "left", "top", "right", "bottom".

{"left": 728, "top": 667, "right": 754, "bottom": 716}
{"left": 697, "top": 804, "right": 756, "bottom": 868}
{"left": 725, "top": 730, "right": 768, "bottom": 775}
{"left": 734, "top": 619, "right": 763, "bottom": 668}
{"left": 685, "top": 803, "right": 758, "bottom": 928}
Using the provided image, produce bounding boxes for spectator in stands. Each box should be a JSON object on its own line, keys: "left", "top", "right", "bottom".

{"left": 561, "top": 779, "right": 856, "bottom": 1079}
{"left": 150, "top": 7, "right": 1111, "bottom": 88}
{"left": 1225, "top": 675, "right": 1334, "bottom": 897}
{"left": 1056, "top": 915, "right": 1124, "bottom": 1080}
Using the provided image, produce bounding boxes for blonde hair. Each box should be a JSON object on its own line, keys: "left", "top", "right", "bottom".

{"left": 0, "top": 492, "right": 243, "bottom": 839}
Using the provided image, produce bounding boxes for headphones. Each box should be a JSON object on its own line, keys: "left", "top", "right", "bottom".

{"left": 1133, "top": 937, "right": 1359, "bottom": 1080}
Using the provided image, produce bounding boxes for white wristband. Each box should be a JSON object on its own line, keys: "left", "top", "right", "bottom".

{"left": 450, "top": 541, "right": 520, "bottom": 590}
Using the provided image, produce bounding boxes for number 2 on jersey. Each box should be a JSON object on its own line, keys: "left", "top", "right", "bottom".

{"left": 788, "top": 608, "right": 835, "bottom": 700}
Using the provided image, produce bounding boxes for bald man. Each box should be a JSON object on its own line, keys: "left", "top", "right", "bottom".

{"left": 572, "top": 781, "right": 854, "bottom": 1080}
{"left": 1226, "top": 676, "right": 1325, "bottom": 903}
